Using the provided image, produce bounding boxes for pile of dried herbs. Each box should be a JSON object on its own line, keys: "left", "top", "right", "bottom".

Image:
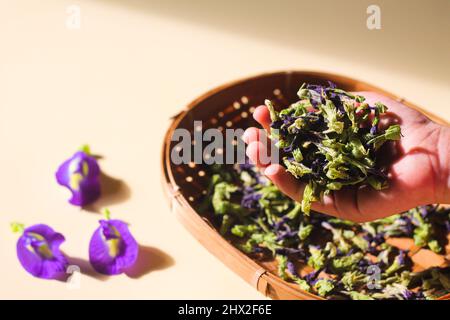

{"left": 201, "top": 163, "right": 450, "bottom": 300}
{"left": 265, "top": 82, "right": 402, "bottom": 214}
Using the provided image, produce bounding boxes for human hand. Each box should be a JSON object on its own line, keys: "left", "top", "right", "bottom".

{"left": 243, "top": 92, "right": 450, "bottom": 222}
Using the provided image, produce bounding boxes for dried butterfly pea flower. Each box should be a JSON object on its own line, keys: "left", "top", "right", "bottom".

{"left": 276, "top": 255, "right": 311, "bottom": 291}
{"left": 329, "top": 252, "right": 364, "bottom": 274}
{"left": 307, "top": 246, "right": 326, "bottom": 271}
{"left": 212, "top": 182, "right": 241, "bottom": 215}
{"left": 265, "top": 83, "right": 402, "bottom": 215}
{"left": 297, "top": 223, "right": 313, "bottom": 241}
{"left": 367, "top": 205, "right": 448, "bottom": 253}
{"left": 340, "top": 271, "right": 368, "bottom": 291}
{"left": 384, "top": 250, "right": 408, "bottom": 277}
{"left": 202, "top": 163, "right": 449, "bottom": 299}
{"left": 313, "top": 279, "right": 335, "bottom": 297}
{"left": 11, "top": 222, "right": 68, "bottom": 279}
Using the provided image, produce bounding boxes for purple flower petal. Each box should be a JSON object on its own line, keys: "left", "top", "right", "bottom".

{"left": 89, "top": 219, "right": 138, "bottom": 275}
{"left": 403, "top": 289, "right": 424, "bottom": 300}
{"left": 16, "top": 224, "right": 68, "bottom": 279}
{"left": 241, "top": 188, "right": 262, "bottom": 210}
{"left": 273, "top": 216, "right": 289, "bottom": 231}
{"left": 402, "top": 289, "right": 414, "bottom": 300}
{"left": 304, "top": 269, "right": 320, "bottom": 285}
{"left": 275, "top": 247, "right": 305, "bottom": 259}
{"left": 56, "top": 150, "right": 101, "bottom": 206}
{"left": 276, "top": 231, "right": 297, "bottom": 242}
{"left": 357, "top": 258, "right": 371, "bottom": 272}
{"left": 370, "top": 125, "right": 378, "bottom": 135}
{"left": 396, "top": 250, "right": 406, "bottom": 265}
{"left": 445, "top": 221, "right": 450, "bottom": 233}
{"left": 287, "top": 261, "right": 298, "bottom": 277}
{"left": 419, "top": 206, "right": 429, "bottom": 218}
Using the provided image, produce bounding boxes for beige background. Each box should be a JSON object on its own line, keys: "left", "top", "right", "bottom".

{"left": 0, "top": 0, "right": 449, "bottom": 299}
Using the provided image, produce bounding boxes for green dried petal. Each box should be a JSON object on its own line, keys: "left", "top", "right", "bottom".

{"left": 314, "top": 279, "right": 335, "bottom": 297}
{"left": 308, "top": 246, "right": 326, "bottom": 270}
{"left": 329, "top": 252, "right": 364, "bottom": 274}
{"left": 265, "top": 99, "right": 279, "bottom": 122}
{"left": 298, "top": 223, "right": 313, "bottom": 241}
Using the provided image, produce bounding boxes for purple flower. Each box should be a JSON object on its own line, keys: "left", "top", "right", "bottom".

{"left": 402, "top": 289, "right": 414, "bottom": 300}
{"left": 396, "top": 250, "right": 406, "bottom": 265}
{"left": 364, "top": 233, "right": 385, "bottom": 255}
{"left": 403, "top": 289, "right": 424, "bottom": 300}
{"left": 399, "top": 216, "right": 414, "bottom": 236}
{"left": 276, "top": 230, "right": 298, "bottom": 241}
{"left": 287, "top": 261, "right": 298, "bottom": 277}
{"left": 55, "top": 146, "right": 101, "bottom": 206}
{"left": 363, "top": 232, "right": 385, "bottom": 246}
{"left": 13, "top": 223, "right": 68, "bottom": 279}
{"left": 241, "top": 188, "right": 262, "bottom": 210}
{"left": 270, "top": 120, "right": 284, "bottom": 130}
{"left": 89, "top": 211, "right": 138, "bottom": 275}
{"left": 239, "top": 161, "right": 254, "bottom": 171}
{"left": 326, "top": 81, "right": 337, "bottom": 89}
{"left": 275, "top": 247, "right": 306, "bottom": 259}
{"left": 310, "top": 277, "right": 322, "bottom": 286}
{"left": 304, "top": 269, "right": 320, "bottom": 285}
{"left": 273, "top": 216, "right": 289, "bottom": 231}
{"left": 357, "top": 258, "right": 371, "bottom": 272}
{"left": 370, "top": 125, "right": 378, "bottom": 135}
{"left": 419, "top": 206, "right": 431, "bottom": 218}
{"left": 306, "top": 84, "right": 325, "bottom": 95}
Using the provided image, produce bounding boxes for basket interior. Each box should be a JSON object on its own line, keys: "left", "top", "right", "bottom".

{"left": 166, "top": 71, "right": 450, "bottom": 299}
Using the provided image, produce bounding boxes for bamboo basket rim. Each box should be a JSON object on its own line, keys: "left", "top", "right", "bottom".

{"left": 161, "top": 70, "right": 450, "bottom": 300}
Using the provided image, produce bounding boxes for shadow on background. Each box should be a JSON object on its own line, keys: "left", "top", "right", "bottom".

{"left": 66, "top": 246, "right": 174, "bottom": 281}
{"left": 126, "top": 246, "right": 175, "bottom": 279}
{"left": 95, "top": 0, "right": 450, "bottom": 86}
{"left": 83, "top": 172, "right": 131, "bottom": 214}
{"left": 68, "top": 256, "right": 109, "bottom": 281}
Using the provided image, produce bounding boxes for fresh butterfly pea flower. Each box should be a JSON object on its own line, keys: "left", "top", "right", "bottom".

{"left": 89, "top": 209, "right": 138, "bottom": 275}
{"left": 11, "top": 222, "right": 68, "bottom": 279}
{"left": 55, "top": 145, "right": 101, "bottom": 206}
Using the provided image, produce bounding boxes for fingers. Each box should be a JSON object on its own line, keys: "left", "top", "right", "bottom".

{"left": 246, "top": 148, "right": 380, "bottom": 222}
{"left": 263, "top": 164, "right": 302, "bottom": 199}
{"left": 263, "top": 162, "right": 387, "bottom": 222}
{"left": 243, "top": 125, "right": 273, "bottom": 169}
{"left": 246, "top": 140, "right": 271, "bottom": 168}
{"left": 253, "top": 105, "right": 272, "bottom": 132}
{"left": 242, "top": 127, "right": 265, "bottom": 144}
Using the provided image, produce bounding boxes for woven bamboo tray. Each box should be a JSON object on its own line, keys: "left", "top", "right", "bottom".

{"left": 161, "top": 71, "right": 450, "bottom": 300}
